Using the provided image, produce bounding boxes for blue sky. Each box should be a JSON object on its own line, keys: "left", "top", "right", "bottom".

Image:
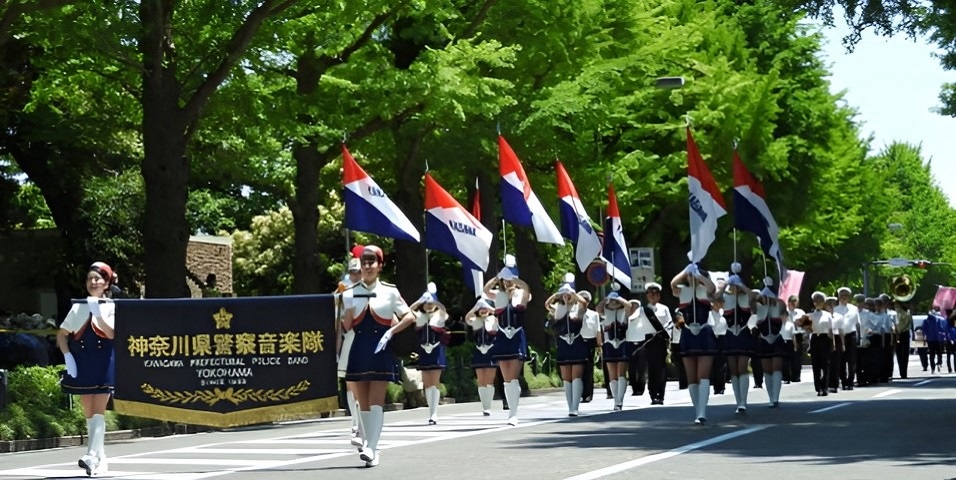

{"left": 816, "top": 16, "right": 956, "bottom": 207}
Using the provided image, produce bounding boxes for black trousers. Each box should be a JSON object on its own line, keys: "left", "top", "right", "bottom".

{"left": 842, "top": 333, "right": 857, "bottom": 388}
{"left": 828, "top": 335, "right": 843, "bottom": 390}
{"left": 809, "top": 335, "right": 832, "bottom": 393}
{"left": 751, "top": 355, "right": 764, "bottom": 387}
{"left": 790, "top": 333, "right": 805, "bottom": 381}
{"left": 928, "top": 341, "right": 943, "bottom": 372}
{"left": 711, "top": 335, "right": 726, "bottom": 393}
{"left": 865, "top": 334, "right": 884, "bottom": 385}
{"left": 895, "top": 332, "right": 911, "bottom": 379}
{"left": 670, "top": 342, "right": 687, "bottom": 389}
{"left": 917, "top": 347, "right": 929, "bottom": 370}
{"left": 582, "top": 339, "right": 596, "bottom": 401}
{"left": 882, "top": 333, "right": 894, "bottom": 381}
{"left": 644, "top": 337, "right": 668, "bottom": 401}
{"left": 629, "top": 342, "right": 647, "bottom": 395}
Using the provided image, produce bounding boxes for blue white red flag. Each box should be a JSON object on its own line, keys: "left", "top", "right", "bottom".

{"left": 733, "top": 150, "right": 786, "bottom": 279}
{"left": 342, "top": 145, "right": 420, "bottom": 242}
{"left": 498, "top": 135, "right": 564, "bottom": 245}
{"left": 602, "top": 183, "right": 631, "bottom": 290}
{"left": 463, "top": 177, "right": 485, "bottom": 298}
{"left": 424, "top": 172, "right": 492, "bottom": 272}
{"left": 556, "top": 160, "right": 602, "bottom": 272}
{"left": 686, "top": 128, "right": 727, "bottom": 263}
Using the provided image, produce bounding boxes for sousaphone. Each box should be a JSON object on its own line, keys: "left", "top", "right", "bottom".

{"left": 890, "top": 274, "right": 916, "bottom": 302}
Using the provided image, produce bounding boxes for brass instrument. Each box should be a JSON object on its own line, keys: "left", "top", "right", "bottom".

{"left": 890, "top": 274, "right": 916, "bottom": 302}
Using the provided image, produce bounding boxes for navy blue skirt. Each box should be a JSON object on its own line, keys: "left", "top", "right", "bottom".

{"left": 722, "top": 329, "right": 757, "bottom": 356}
{"left": 757, "top": 335, "right": 790, "bottom": 358}
{"left": 346, "top": 318, "right": 399, "bottom": 382}
{"left": 492, "top": 329, "right": 527, "bottom": 361}
{"left": 602, "top": 341, "right": 631, "bottom": 362}
{"left": 417, "top": 343, "right": 447, "bottom": 370}
{"left": 471, "top": 330, "right": 497, "bottom": 368}
{"left": 556, "top": 335, "right": 589, "bottom": 365}
{"left": 61, "top": 324, "right": 115, "bottom": 395}
{"left": 679, "top": 324, "right": 719, "bottom": 357}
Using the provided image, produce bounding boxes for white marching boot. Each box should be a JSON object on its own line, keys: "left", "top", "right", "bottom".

{"left": 739, "top": 374, "right": 750, "bottom": 414}
{"left": 85, "top": 414, "right": 107, "bottom": 476}
{"left": 359, "top": 406, "right": 384, "bottom": 467}
{"left": 688, "top": 383, "right": 700, "bottom": 423}
{"left": 425, "top": 386, "right": 440, "bottom": 425}
{"left": 348, "top": 391, "right": 364, "bottom": 448}
{"left": 570, "top": 378, "right": 583, "bottom": 417}
{"left": 770, "top": 371, "right": 783, "bottom": 407}
{"left": 563, "top": 381, "right": 573, "bottom": 416}
{"left": 478, "top": 385, "right": 493, "bottom": 416}
{"left": 615, "top": 376, "right": 627, "bottom": 410}
{"left": 505, "top": 380, "right": 520, "bottom": 425}
{"left": 697, "top": 379, "right": 711, "bottom": 424}
{"left": 609, "top": 379, "right": 620, "bottom": 411}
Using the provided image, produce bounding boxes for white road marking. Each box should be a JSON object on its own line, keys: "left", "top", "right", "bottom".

{"left": 808, "top": 402, "right": 853, "bottom": 413}
{"left": 561, "top": 425, "right": 770, "bottom": 480}
{"left": 914, "top": 379, "right": 933, "bottom": 386}
{"left": 873, "top": 388, "right": 903, "bottom": 398}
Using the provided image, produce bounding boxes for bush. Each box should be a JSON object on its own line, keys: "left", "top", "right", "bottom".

{"left": 8, "top": 365, "right": 66, "bottom": 411}
{"left": 440, "top": 343, "right": 477, "bottom": 402}
{"left": 385, "top": 382, "right": 405, "bottom": 404}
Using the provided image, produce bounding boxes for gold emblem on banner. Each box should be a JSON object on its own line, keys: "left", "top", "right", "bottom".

{"left": 140, "top": 380, "right": 311, "bottom": 406}
{"left": 213, "top": 307, "right": 234, "bottom": 329}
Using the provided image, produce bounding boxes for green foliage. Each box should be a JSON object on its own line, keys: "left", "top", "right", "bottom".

{"left": 439, "top": 343, "right": 478, "bottom": 402}
{"left": 0, "top": 366, "right": 82, "bottom": 440}
{"left": 385, "top": 382, "right": 405, "bottom": 404}
{"left": 8, "top": 365, "right": 66, "bottom": 412}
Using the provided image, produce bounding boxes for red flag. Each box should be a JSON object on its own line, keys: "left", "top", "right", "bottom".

{"left": 470, "top": 177, "right": 481, "bottom": 221}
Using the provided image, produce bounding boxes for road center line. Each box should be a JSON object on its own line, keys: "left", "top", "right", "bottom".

{"left": 809, "top": 402, "right": 852, "bottom": 414}
{"left": 873, "top": 388, "right": 903, "bottom": 398}
{"left": 562, "top": 425, "right": 769, "bottom": 480}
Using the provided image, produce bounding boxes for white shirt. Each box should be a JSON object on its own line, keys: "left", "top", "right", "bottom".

{"left": 829, "top": 309, "right": 844, "bottom": 335}
{"left": 809, "top": 309, "right": 832, "bottom": 336}
{"left": 580, "top": 307, "right": 600, "bottom": 339}
{"left": 627, "top": 303, "right": 657, "bottom": 341}
{"left": 60, "top": 301, "right": 116, "bottom": 333}
{"left": 834, "top": 304, "right": 860, "bottom": 336}
{"left": 414, "top": 310, "right": 448, "bottom": 329}
{"left": 343, "top": 279, "right": 410, "bottom": 327}
{"left": 860, "top": 310, "right": 882, "bottom": 336}
{"left": 710, "top": 309, "right": 727, "bottom": 336}
{"left": 789, "top": 307, "right": 807, "bottom": 334}
{"left": 781, "top": 318, "right": 795, "bottom": 341}
{"left": 885, "top": 309, "right": 899, "bottom": 333}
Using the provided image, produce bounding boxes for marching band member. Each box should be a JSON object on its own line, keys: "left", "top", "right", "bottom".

{"left": 336, "top": 257, "right": 363, "bottom": 449}
{"left": 342, "top": 245, "right": 416, "bottom": 467}
{"left": 578, "top": 290, "right": 602, "bottom": 404}
{"left": 545, "top": 274, "right": 588, "bottom": 417}
{"left": 755, "top": 280, "right": 788, "bottom": 407}
{"left": 718, "top": 268, "right": 757, "bottom": 414}
{"left": 925, "top": 305, "right": 945, "bottom": 374}
{"left": 787, "top": 295, "right": 806, "bottom": 383}
{"left": 641, "top": 282, "right": 671, "bottom": 405}
{"left": 880, "top": 294, "right": 898, "bottom": 381}
{"left": 834, "top": 288, "right": 860, "bottom": 390}
{"left": 465, "top": 296, "right": 498, "bottom": 416}
{"left": 409, "top": 282, "right": 449, "bottom": 425}
{"left": 57, "top": 262, "right": 116, "bottom": 477}
{"left": 671, "top": 263, "right": 718, "bottom": 425}
{"left": 597, "top": 287, "right": 635, "bottom": 411}
{"left": 484, "top": 254, "right": 531, "bottom": 426}
{"left": 859, "top": 298, "right": 882, "bottom": 386}
{"left": 824, "top": 296, "right": 843, "bottom": 394}
{"left": 804, "top": 291, "right": 833, "bottom": 396}
{"left": 708, "top": 294, "right": 727, "bottom": 396}
{"left": 894, "top": 301, "right": 913, "bottom": 378}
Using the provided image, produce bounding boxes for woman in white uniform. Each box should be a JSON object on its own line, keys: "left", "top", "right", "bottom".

{"left": 408, "top": 283, "right": 449, "bottom": 425}
{"left": 545, "top": 277, "right": 588, "bottom": 417}
{"left": 465, "top": 297, "right": 498, "bottom": 416}
{"left": 671, "top": 264, "right": 717, "bottom": 425}
{"left": 597, "top": 290, "right": 635, "bottom": 411}
{"left": 336, "top": 257, "right": 363, "bottom": 448}
{"left": 57, "top": 262, "right": 116, "bottom": 477}
{"left": 483, "top": 255, "right": 531, "bottom": 426}
{"left": 342, "top": 246, "right": 416, "bottom": 467}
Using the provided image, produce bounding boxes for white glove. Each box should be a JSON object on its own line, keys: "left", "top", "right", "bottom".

{"left": 87, "top": 296, "right": 102, "bottom": 318}
{"left": 684, "top": 263, "right": 699, "bottom": 276}
{"left": 64, "top": 352, "right": 77, "bottom": 378}
{"left": 374, "top": 329, "right": 394, "bottom": 354}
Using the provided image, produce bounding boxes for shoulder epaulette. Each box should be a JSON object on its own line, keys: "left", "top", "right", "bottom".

{"left": 380, "top": 280, "right": 397, "bottom": 287}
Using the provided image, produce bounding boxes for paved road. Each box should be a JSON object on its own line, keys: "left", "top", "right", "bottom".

{"left": 1, "top": 357, "right": 954, "bottom": 479}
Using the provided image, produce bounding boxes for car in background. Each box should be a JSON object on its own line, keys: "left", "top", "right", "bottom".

{"left": 911, "top": 314, "right": 928, "bottom": 353}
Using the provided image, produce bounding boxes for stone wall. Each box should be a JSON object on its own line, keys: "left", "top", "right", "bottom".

{"left": 184, "top": 235, "right": 234, "bottom": 298}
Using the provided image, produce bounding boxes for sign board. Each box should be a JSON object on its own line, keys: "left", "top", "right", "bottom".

{"left": 112, "top": 295, "right": 338, "bottom": 428}
{"left": 629, "top": 247, "right": 655, "bottom": 293}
